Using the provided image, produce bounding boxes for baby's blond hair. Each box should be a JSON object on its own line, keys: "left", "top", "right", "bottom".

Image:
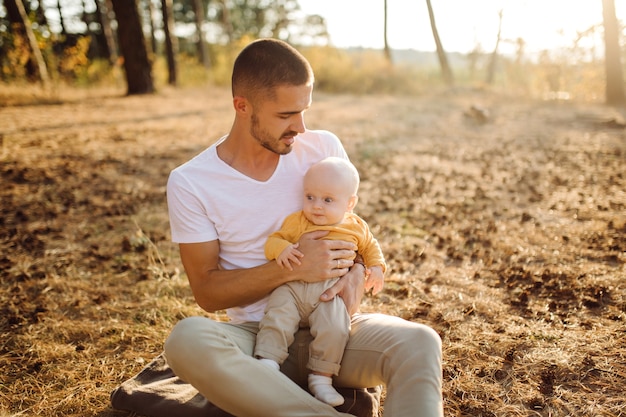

{"left": 307, "top": 157, "right": 360, "bottom": 196}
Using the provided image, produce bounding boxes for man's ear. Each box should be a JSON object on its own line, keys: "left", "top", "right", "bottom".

{"left": 233, "top": 96, "right": 250, "bottom": 114}
{"left": 347, "top": 195, "right": 358, "bottom": 212}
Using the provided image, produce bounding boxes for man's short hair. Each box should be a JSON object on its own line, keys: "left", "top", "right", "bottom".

{"left": 232, "top": 38, "right": 314, "bottom": 103}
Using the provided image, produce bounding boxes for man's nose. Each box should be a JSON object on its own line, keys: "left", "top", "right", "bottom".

{"left": 291, "top": 113, "right": 306, "bottom": 133}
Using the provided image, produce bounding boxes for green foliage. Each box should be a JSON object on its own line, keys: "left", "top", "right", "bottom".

{"left": 206, "top": 0, "right": 324, "bottom": 44}
{"left": 1, "top": 31, "right": 617, "bottom": 102}
{"left": 56, "top": 36, "right": 92, "bottom": 83}
{"left": 0, "top": 29, "right": 95, "bottom": 85}
{"left": 1, "top": 0, "right": 618, "bottom": 102}
{"left": 0, "top": 28, "right": 35, "bottom": 81}
{"left": 81, "top": 59, "right": 125, "bottom": 87}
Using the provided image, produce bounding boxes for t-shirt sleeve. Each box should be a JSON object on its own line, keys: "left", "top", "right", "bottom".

{"left": 318, "top": 130, "right": 349, "bottom": 160}
{"left": 167, "top": 168, "right": 218, "bottom": 243}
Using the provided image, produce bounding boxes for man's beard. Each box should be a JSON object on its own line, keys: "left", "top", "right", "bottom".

{"left": 250, "top": 113, "right": 296, "bottom": 155}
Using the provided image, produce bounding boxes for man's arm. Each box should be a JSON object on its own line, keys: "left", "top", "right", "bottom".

{"left": 179, "top": 230, "right": 358, "bottom": 313}
{"left": 179, "top": 240, "right": 287, "bottom": 312}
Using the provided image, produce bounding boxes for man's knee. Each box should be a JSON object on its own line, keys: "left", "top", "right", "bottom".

{"left": 164, "top": 316, "right": 209, "bottom": 362}
{"left": 414, "top": 324, "right": 442, "bottom": 353}
{"left": 392, "top": 322, "right": 442, "bottom": 360}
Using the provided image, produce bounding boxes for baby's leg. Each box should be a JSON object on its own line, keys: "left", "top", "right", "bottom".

{"left": 306, "top": 294, "right": 350, "bottom": 406}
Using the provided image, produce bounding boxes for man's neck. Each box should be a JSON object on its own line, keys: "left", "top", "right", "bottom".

{"left": 217, "top": 135, "right": 280, "bottom": 182}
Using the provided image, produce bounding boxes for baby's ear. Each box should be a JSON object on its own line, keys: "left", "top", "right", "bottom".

{"left": 347, "top": 195, "right": 359, "bottom": 212}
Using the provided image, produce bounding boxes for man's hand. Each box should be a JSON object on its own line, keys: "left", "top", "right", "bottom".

{"left": 320, "top": 263, "right": 366, "bottom": 316}
{"left": 293, "top": 230, "right": 357, "bottom": 281}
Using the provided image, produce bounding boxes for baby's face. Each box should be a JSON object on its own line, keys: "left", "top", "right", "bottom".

{"left": 302, "top": 169, "right": 354, "bottom": 226}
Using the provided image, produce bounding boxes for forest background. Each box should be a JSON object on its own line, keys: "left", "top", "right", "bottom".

{"left": 1, "top": 1, "right": 625, "bottom": 417}
{"left": 1, "top": 0, "right": 625, "bottom": 102}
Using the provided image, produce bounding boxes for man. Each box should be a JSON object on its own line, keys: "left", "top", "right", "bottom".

{"left": 164, "top": 38, "right": 443, "bottom": 417}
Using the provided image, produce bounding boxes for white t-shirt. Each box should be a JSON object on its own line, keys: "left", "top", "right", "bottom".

{"left": 167, "top": 129, "right": 348, "bottom": 323}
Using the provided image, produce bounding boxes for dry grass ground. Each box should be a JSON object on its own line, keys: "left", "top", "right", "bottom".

{"left": 1, "top": 84, "right": 625, "bottom": 416}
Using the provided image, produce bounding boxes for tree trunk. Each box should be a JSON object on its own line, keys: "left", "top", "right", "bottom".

{"left": 193, "top": 0, "right": 211, "bottom": 68}
{"left": 95, "top": 0, "right": 119, "bottom": 66}
{"left": 13, "top": 0, "right": 51, "bottom": 89}
{"left": 81, "top": 0, "right": 100, "bottom": 58}
{"left": 220, "top": 0, "right": 234, "bottom": 42}
{"left": 110, "top": 0, "right": 154, "bottom": 95}
{"left": 146, "top": 0, "right": 158, "bottom": 56}
{"left": 485, "top": 9, "right": 503, "bottom": 85}
{"left": 81, "top": 0, "right": 93, "bottom": 38}
{"left": 34, "top": 1, "right": 49, "bottom": 28}
{"left": 602, "top": 0, "right": 626, "bottom": 106}
{"left": 4, "top": 0, "right": 23, "bottom": 33}
{"left": 425, "top": 0, "right": 453, "bottom": 86}
{"left": 383, "top": 0, "right": 392, "bottom": 64}
{"left": 57, "top": 0, "right": 67, "bottom": 35}
{"left": 161, "top": 0, "right": 178, "bottom": 86}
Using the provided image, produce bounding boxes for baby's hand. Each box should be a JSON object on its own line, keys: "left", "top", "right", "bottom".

{"left": 364, "top": 266, "right": 384, "bottom": 295}
{"left": 276, "top": 243, "right": 304, "bottom": 271}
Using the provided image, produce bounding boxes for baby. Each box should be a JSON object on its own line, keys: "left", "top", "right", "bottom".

{"left": 255, "top": 156, "right": 385, "bottom": 406}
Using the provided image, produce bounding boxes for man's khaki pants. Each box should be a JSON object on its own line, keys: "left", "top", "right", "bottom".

{"left": 165, "top": 313, "right": 443, "bottom": 417}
